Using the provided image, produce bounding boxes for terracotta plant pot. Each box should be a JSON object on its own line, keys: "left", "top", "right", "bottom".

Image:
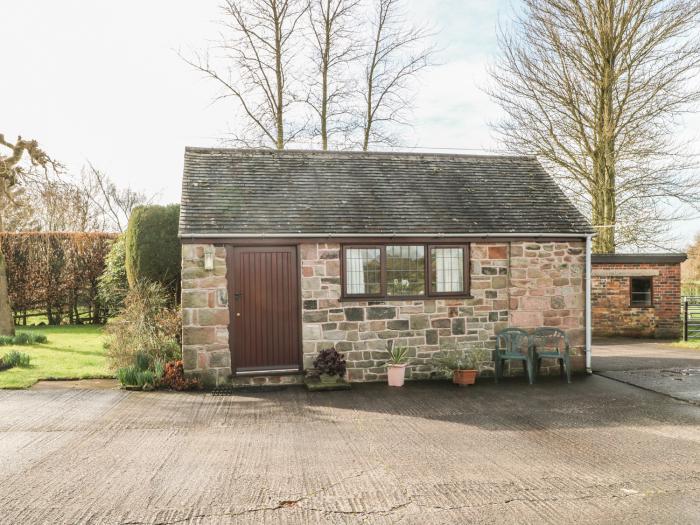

{"left": 387, "top": 364, "right": 408, "bottom": 387}
{"left": 452, "top": 369, "right": 477, "bottom": 386}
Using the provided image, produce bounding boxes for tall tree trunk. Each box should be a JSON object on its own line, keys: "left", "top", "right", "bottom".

{"left": 0, "top": 252, "right": 15, "bottom": 336}
{"left": 274, "top": 3, "right": 285, "bottom": 150}
{"left": 591, "top": 6, "right": 617, "bottom": 254}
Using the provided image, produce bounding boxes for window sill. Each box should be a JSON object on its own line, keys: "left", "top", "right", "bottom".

{"left": 340, "top": 295, "right": 474, "bottom": 303}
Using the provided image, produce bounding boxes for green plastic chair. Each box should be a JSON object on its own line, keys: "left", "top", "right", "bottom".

{"left": 494, "top": 328, "right": 534, "bottom": 385}
{"left": 532, "top": 327, "right": 571, "bottom": 383}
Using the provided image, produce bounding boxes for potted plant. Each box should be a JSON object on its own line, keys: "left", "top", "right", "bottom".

{"left": 434, "top": 346, "right": 490, "bottom": 386}
{"left": 385, "top": 345, "right": 410, "bottom": 387}
{"left": 312, "top": 347, "right": 347, "bottom": 385}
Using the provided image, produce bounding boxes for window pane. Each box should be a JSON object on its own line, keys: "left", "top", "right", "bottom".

{"left": 345, "top": 248, "right": 381, "bottom": 295}
{"left": 431, "top": 247, "right": 464, "bottom": 293}
{"left": 630, "top": 277, "right": 652, "bottom": 306}
{"left": 386, "top": 245, "right": 425, "bottom": 296}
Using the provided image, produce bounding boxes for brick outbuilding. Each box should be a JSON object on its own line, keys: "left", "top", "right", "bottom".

{"left": 591, "top": 253, "right": 687, "bottom": 339}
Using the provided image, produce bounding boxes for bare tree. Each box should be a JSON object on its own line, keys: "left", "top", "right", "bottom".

{"left": 489, "top": 0, "right": 700, "bottom": 253}
{"left": 0, "top": 134, "right": 57, "bottom": 335}
{"left": 80, "top": 164, "right": 153, "bottom": 232}
{"left": 33, "top": 180, "right": 97, "bottom": 232}
{"left": 183, "top": 0, "right": 309, "bottom": 149}
{"left": 360, "top": 0, "right": 433, "bottom": 151}
{"left": 307, "top": 0, "right": 361, "bottom": 149}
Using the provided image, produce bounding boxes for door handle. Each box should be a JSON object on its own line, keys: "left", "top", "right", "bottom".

{"left": 236, "top": 312, "right": 241, "bottom": 317}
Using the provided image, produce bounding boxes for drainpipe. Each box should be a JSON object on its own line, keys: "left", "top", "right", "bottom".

{"left": 585, "top": 235, "right": 593, "bottom": 374}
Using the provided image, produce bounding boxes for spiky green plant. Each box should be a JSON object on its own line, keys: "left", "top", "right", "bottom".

{"left": 385, "top": 345, "right": 410, "bottom": 365}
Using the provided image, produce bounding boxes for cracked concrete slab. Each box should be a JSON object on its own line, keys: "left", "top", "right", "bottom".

{"left": 1, "top": 376, "right": 699, "bottom": 524}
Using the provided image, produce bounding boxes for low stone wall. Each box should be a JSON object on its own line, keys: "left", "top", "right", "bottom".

{"left": 592, "top": 262, "right": 682, "bottom": 339}
{"left": 300, "top": 241, "right": 586, "bottom": 382}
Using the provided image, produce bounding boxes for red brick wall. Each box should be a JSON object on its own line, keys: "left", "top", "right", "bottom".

{"left": 592, "top": 262, "right": 682, "bottom": 339}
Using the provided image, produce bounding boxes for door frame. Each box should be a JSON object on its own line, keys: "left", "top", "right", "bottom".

{"left": 226, "top": 244, "right": 303, "bottom": 376}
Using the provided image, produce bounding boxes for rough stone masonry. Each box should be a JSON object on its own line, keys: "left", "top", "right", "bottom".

{"left": 182, "top": 241, "right": 586, "bottom": 385}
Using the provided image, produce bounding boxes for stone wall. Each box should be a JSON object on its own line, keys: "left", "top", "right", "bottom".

{"left": 181, "top": 244, "right": 230, "bottom": 386}
{"left": 592, "top": 262, "right": 682, "bottom": 339}
{"left": 180, "top": 240, "right": 588, "bottom": 385}
{"left": 300, "top": 241, "right": 586, "bottom": 382}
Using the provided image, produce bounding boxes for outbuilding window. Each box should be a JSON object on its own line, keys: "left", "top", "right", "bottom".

{"left": 630, "top": 277, "right": 653, "bottom": 307}
{"left": 342, "top": 244, "right": 469, "bottom": 299}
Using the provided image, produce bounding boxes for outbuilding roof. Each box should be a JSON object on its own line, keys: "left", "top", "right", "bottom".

{"left": 592, "top": 253, "right": 687, "bottom": 264}
{"left": 179, "top": 148, "right": 594, "bottom": 237}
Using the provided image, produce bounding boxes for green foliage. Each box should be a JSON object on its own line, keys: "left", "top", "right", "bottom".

{"left": 433, "top": 344, "right": 491, "bottom": 373}
{"left": 116, "top": 354, "right": 164, "bottom": 391}
{"left": 13, "top": 333, "right": 29, "bottom": 345}
{"left": 104, "top": 280, "right": 181, "bottom": 371}
{"left": 137, "top": 369, "right": 156, "bottom": 390}
{"left": 117, "top": 365, "right": 139, "bottom": 386}
{"left": 385, "top": 345, "right": 410, "bottom": 365}
{"left": 124, "top": 205, "right": 180, "bottom": 291}
{"left": 0, "top": 332, "right": 48, "bottom": 346}
{"left": 1, "top": 351, "right": 31, "bottom": 368}
{"left": 97, "top": 235, "right": 128, "bottom": 315}
{"left": 31, "top": 333, "right": 47, "bottom": 344}
{"left": 134, "top": 351, "right": 152, "bottom": 372}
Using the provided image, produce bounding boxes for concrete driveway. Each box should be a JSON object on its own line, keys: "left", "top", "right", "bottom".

{"left": 593, "top": 339, "right": 700, "bottom": 404}
{"left": 1, "top": 376, "right": 699, "bottom": 524}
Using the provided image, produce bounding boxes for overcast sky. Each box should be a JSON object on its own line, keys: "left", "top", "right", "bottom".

{"left": 3, "top": 1, "right": 698, "bottom": 248}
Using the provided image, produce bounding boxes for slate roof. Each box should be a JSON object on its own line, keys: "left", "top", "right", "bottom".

{"left": 179, "top": 148, "right": 594, "bottom": 237}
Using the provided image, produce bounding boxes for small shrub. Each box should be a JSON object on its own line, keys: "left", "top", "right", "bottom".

{"left": 153, "top": 360, "right": 165, "bottom": 381}
{"left": 1, "top": 351, "right": 31, "bottom": 368}
{"left": 0, "top": 332, "right": 47, "bottom": 346}
{"left": 313, "top": 347, "right": 347, "bottom": 377}
{"left": 117, "top": 365, "right": 159, "bottom": 391}
{"left": 29, "top": 333, "right": 48, "bottom": 344}
{"left": 385, "top": 345, "right": 410, "bottom": 365}
{"left": 117, "top": 366, "right": 140, "bottom": 386}
{"left": 137, "top": 370, "right": 156, "bottom": 390}
{"left": 104, "top": 280, "right": 181, "bottom": 371}
{"left": 433, "top": 344, "right": 491, "bottom": 375}
{"left": 162, "top": 360, "right": 199, "bottom": 391}
{"left": 13, "top": 333, "right": 30, "bottom": 345}
{"left": 134, "top": 351, "right": 152, "bottom": 372}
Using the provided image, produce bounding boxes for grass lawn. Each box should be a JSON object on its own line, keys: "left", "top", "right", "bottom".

{"left": 670, "top": 340, "right": 700, "bottom": 350}
{"left": 0, "top": 325, "right": 112, "bottom": 389}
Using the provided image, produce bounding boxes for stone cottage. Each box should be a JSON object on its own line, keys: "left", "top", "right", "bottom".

{"left": 592, "top": 253, "right": 686, "bottom": 338}
{"left": 179, "top": 148, "right": 595, "bottom": 386}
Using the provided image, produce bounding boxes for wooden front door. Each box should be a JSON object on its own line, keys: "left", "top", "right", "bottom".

{"left": 228, "top": 246, "right": 301, "bottom": 374}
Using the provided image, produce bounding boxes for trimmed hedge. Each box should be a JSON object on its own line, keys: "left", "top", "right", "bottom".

{"left": 0, "top": 232, "right": 116, "bottom": 325}
{"left": 124, "top": 204, "right": 180, "bottom": 291}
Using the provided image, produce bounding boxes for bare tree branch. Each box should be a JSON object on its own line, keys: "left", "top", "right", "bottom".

{"left": 488, "top": 0, "right": 700, "bottom": 252}
{"left": 181, "top": 0, "right": 309, "bottom": 149}
{"left": 360, "top": 0, "right": 434, "bottom": 151}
